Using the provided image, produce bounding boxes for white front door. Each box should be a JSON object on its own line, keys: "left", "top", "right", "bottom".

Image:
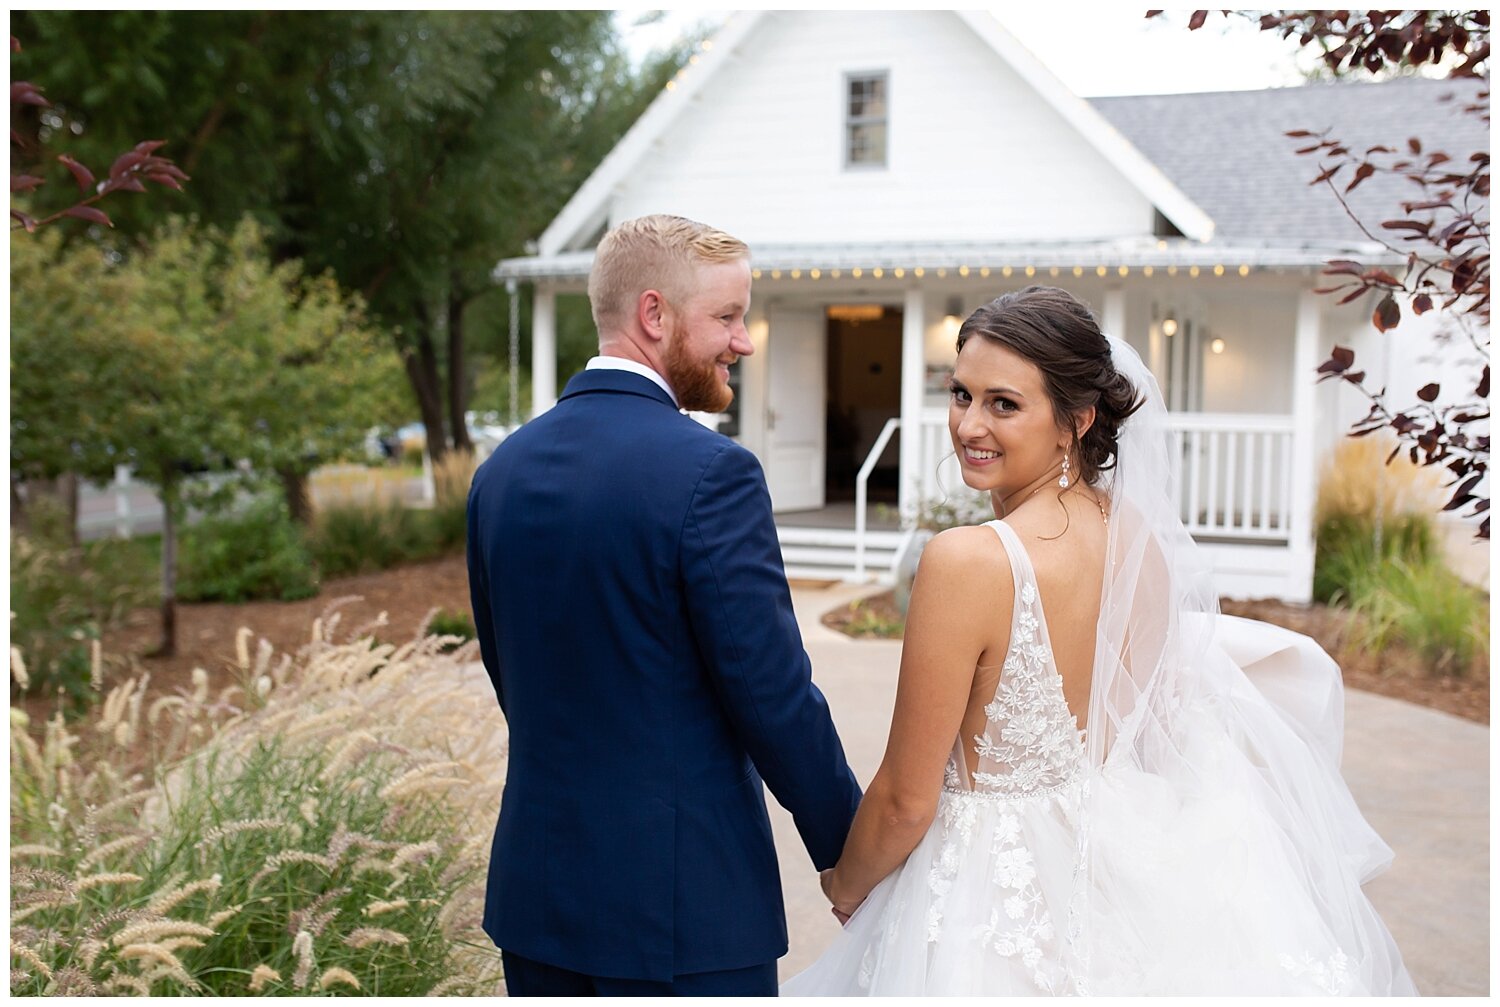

{"left": 765, "top": 308, "right": 826, "bottom": 513}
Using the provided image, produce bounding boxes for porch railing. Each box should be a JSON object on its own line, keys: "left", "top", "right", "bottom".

{"left": 854, "top": 417, "right": 902, "bottom": 580}
{"left": 910, "top": 409, "right": 1297, "bottom": 544}
{"left": 1165, "top": 413, "right": 1296, "bottom": 541}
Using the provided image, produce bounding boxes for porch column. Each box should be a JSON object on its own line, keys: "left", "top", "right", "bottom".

{"left": 1287, "top": 290, "right": 1320, "bottom": 602}
{"left": 899, "top": 287, "right": 926, "bottom": 521}
{"left": 531, "top": 284, "right": 557, "bottom": 418}
{"left": 1102, "top": 287, "right": 1126, "bottom": 342}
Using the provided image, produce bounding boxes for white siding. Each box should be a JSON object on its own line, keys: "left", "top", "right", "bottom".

{"left": 613, "top": 11, "right": 1154, "bottom": 245}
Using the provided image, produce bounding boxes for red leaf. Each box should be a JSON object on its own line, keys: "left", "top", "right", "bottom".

{"left": 1476, "top": 366, "right": 1489, "bottom": 399}
{"left": 145, "top": 172, "right": 184, "bottom": 191}
{"left": 1408, "top": 137, "right": 1423, "bottom": 154}
{"left": 132, "top": 139, "right": 168, "bottom": 155}
{"left": 10, "top": 209, "right": 36, "bottom": 232}
{"left": 1372, "top": 293, "right": 1400, "bottom": 332}
{"left": 1345, "top": 162, "right": 1376, "bottom": 193}
{"left": 9, "top": 81, "right": 49, "bottom": 107}
{"left": 56, "top": 154, "right": 95, "bottom": 194}
{"left": 1413, "top": 293, "right": 1434, "bottom": 314}
{"left": 9, "top": 173, "right": 45, "bottom": 192}
{"left": 1285, "top": 129, "right": 1315, "bottom": 138}
{"left": 1416, "top": 382, "right": 1441, "bottom": 402}
{"left": 1362, "top": 269, "right": 1401, "bottom": 287}
{"left": 1311, "top": 165, "right": 1342, "bottom": 185}
{"left": 1188, "top": 10, "right": 1208, "bottom": 30}
{"left": 61, "top": 205, "right": 113, "bottom": 227}
{"left": 108, "top": 150, "right": 147, "bottom": 179}
{"left": 1337, "top": 287, "right": 1367, "bottom": 305}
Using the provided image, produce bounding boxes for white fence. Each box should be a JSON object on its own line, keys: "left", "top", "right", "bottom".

{"left": 912, "top": 409, "right": 1299, "bottom": 545}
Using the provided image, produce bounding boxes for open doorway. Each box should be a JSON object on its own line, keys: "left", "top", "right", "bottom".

{"left": 825, "top": 304, "right": 902, "bottom": 504}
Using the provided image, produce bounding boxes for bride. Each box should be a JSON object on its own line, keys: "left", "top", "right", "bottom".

{"left": 782, "top": 286, "right": 1416, "bottom": 995}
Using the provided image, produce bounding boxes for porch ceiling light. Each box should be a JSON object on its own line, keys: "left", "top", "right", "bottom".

{"left": 1162, "top": 318, "right": 1179, "bottom": 337}
{"left": 1210, "top": 337, "right": 1226, "bottom": 355}
{"left": 828, "top": 304, "right": 884, "bottom": 322}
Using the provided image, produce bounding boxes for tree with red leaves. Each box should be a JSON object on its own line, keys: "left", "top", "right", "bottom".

{"left": 10, "top": 36, "right": 187, "bottom": 232}
{"left": 1157, "top": 10, "right": 1490, "bottom": 538}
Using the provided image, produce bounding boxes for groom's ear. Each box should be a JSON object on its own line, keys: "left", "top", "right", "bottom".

{"left": 638, "top": 289, "right": 670, "bottom": 343}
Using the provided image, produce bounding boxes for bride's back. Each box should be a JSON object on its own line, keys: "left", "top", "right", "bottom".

{"left": 956, "top": 490, "right": 1107, "bottom": 782}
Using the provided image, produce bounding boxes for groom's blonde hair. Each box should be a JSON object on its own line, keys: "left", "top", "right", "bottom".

{"left": 588, "top": 214, "right": 750, "bottom": 336}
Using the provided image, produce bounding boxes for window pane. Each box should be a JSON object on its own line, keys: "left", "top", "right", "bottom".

{"left": 848, "top": 123, "right": 886, "bottom": 166}
{"left": 863, "top": 78, "right": 886, "bottom": 117}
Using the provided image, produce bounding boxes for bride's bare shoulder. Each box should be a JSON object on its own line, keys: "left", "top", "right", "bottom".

{"left": 915, "top": 524, "right": 1012, "bottom": 591}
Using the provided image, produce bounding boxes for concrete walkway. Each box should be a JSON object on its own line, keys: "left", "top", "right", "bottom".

{"left": 768, "top": 583, "right": 1489, "bottom": 995}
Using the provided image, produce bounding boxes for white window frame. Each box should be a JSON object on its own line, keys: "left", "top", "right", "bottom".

{"left": 843, "top": 70, "right": 889, "bottom": 170}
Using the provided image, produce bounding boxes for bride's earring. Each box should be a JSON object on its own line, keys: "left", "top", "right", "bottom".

{"left": 1058, "top": 455, "right": 1071, "bottom": 489}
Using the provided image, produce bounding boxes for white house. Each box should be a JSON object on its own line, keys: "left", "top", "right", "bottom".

{"left": 494, "top": 10, "right": 1487, "bottom": 601}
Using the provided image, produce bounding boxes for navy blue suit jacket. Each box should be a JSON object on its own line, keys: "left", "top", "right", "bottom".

{"left": 466, "top": 368, "right": 862, "bottom": 981}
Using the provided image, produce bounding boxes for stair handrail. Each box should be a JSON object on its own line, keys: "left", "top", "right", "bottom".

{"left": 854, "top": 417, "right": 902, "bottom": 581}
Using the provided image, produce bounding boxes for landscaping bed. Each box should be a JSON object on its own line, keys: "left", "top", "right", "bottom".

{"left": 821, "top": 589, "right": 1489, "bottom": 725}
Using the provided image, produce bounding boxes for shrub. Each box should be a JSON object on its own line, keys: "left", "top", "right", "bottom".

{"left": 9, "top": 501, "right": 156, "bottom": 710}
{"left": 427, "top": 451, "right": 477, "bottom": 554}
{"left": 10, "top": 617, "right": 505, "bottom": 996}
{"left": 1314, "top": 434, "right": 1487, "bottom": 675}
{"left": 427, "top": 609, "right": 476, "bottom": 653}
{"left": 179, "top": 496, "right": 319, "bottom": 604}
{"left": 1346, "top": 558, "right": 1489, "bottom": 677}
{"left": 309, "top": 499, "right": 439, "bottom": 577}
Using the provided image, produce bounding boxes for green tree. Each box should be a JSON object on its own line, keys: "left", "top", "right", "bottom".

{"left": 10, "top": 12, "right": 683, "bottom": 460}
{"left": 11, "top": 218, "right": 394, "bottom": 655}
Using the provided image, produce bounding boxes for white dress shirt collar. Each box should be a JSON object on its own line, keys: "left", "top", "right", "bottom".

{"left": 585, "top": 355, "right": 679, "bottom": 407}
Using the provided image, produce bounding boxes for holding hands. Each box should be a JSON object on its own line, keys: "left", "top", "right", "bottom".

{"left": 820, "top": 868, "right": 862, "bottom": 926}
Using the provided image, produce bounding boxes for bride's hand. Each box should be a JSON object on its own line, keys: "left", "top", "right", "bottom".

{"left": 820, "top": 868, "right": 863, "bottom": 924}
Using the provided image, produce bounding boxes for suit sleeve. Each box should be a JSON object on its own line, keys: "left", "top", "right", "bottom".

{"left": 466, "top": 485, "right": 506, "bottom": 717}
{"left": 681, "top": 442, "right": 862, "bottom": 869}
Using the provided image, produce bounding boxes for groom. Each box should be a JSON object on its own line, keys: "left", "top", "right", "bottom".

{"left": 466, "top": 214, "right": 862, "bottom": 996}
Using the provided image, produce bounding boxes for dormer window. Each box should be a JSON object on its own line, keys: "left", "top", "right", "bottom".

{"left": 845, "top": 72, "right": 888, "bottom": 169}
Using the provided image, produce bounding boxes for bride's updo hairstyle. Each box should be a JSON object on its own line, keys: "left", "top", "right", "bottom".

{"left": 956, "top": 285, "right": 1143, "bottom": 487}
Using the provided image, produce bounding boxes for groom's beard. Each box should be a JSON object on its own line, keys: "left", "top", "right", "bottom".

{"left": 664, "top": 323, "right": 736, "bottom": 413}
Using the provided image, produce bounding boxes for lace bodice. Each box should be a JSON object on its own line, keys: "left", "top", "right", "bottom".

{"left": 944, "top": 519, "right": 1086, "bottom": 801}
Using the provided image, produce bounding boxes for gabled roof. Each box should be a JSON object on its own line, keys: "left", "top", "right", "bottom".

{"left": 532, "top": 10, "right": 1215, "bottom": 258}
{"left": 1091, "top": 77, "right": 1489, "bottom": 245}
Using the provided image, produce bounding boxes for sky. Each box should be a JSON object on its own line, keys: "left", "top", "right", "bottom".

{"left": 615, "top": 8, "right": 1319, "bottom": 98}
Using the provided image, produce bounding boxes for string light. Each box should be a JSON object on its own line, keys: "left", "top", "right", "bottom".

{"left": 790, "top": 269, "right": 801, "bottom": 279}
{"left": 872, "top": 267, "right": 884, "bottom": 278}
{"left": 1143, "top": 265, "right": 1154, "bottom": 277}
{"left": 1237, "top": 265, "right": 1250, "bottom": 276}
{"left": 1025, "top": 266, "right": 1035, "bottom": 277}
{"left": 1049, "top": 266, "right": 1059, "bottom": 277}
{"left": 913, "top": 267, "right": 925, "bottom": 277}
{"left": 1213, "top": 264, "right": 1225, "bottom": 277}
{"left": 1118, "top": 266, "right": 1129, "bottom": 277}
{"left": 937, "top": 268, "right": 948, "bottom": 277}
{"left": 979, "top": 266, "right": 991, "bottom": 277}
{"left": 1095, "top": 265, "right": 1108, "bottom": 277}
{"left": 1167, "top": 266, "right": 1178, "bottom": 276}
{"left": 1189, "top": 266, "right": 1201, "bottom": 277}
{"left": 851, "top": 267, "right": 862, "bottom": 278}
{"left": 771, "top": 269, "right": 782, "bottom": 279}
{"left": 893, "top": 267, "right": 905, "bottom": 278}
{"left": 1002, "top": 266, "right": 1013, "bottom": 277}
{"left": 1072, "top": 266, "right": 1083, "bottom": 277}
{"left": 752, "top": 269, "right": 762, "bottom": 279}
{"left": 810, "top": 268, "right": 821, "bottom": 279}
{"left": 830, "top": 268, "right": 841, "bottom": 278}
{"left": 958, "top": 266, "right": 970, "bottom": 277}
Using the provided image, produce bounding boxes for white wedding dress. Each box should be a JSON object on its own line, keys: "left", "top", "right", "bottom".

{"left": 786, "top": 519, "right": 1416, "bottom": 1002}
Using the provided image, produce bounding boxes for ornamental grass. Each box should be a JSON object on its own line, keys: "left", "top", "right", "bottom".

{"left": 10, "top": 604, "right": 507, "bottom": 996}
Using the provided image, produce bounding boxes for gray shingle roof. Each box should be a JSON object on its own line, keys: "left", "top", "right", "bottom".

{"left": 1090, "top": 78, "right": 1489, "bottom": 247}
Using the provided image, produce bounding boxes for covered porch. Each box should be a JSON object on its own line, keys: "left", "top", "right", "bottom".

{"left": 497, "top": 237, "right": 1378, "bottom": 602}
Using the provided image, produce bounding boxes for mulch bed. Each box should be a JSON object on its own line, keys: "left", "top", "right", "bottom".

{"left": 822, "top": 590, "right": 1488, "bottom": 725}
{"left": 18, "top": 557, "right": 1485, "bottom": 728}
